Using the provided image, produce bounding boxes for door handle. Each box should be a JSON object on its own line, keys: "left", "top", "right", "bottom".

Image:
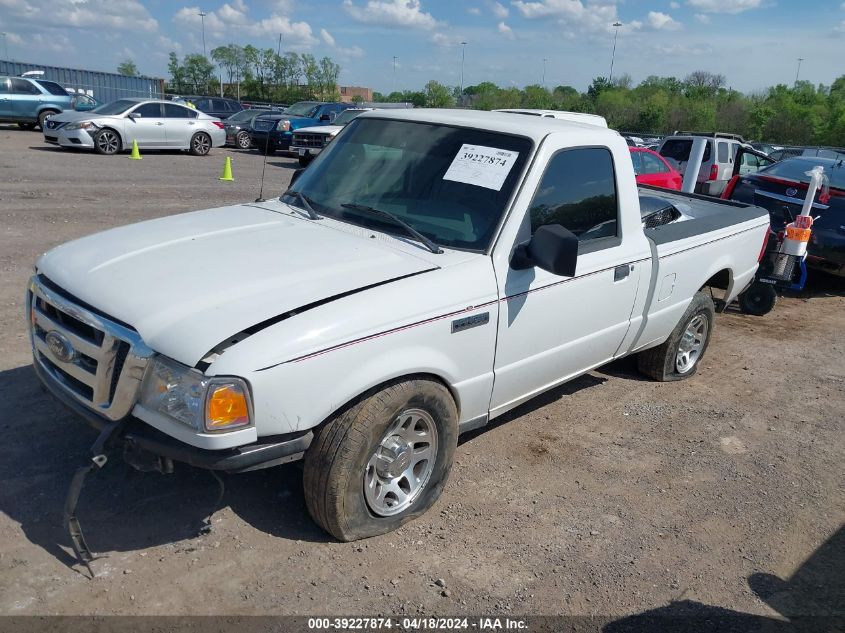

{"left": 155, "top": 122, "right": 164, "bottom": 126}
{"left": 188, "top": 121, "right": 196, "bottom": 125}
{"left": 614, "top": 264, "right": 631, "bottom": 282}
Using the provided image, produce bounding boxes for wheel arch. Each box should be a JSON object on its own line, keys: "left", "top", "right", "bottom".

{"left": 96, "top": 126, "right": 125, "bottom": 151}
{"left": 699, "top": 267, "right": 734, "bottom": 311}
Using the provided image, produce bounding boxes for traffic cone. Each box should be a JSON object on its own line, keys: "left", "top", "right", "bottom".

{"left": 219, "top": 156, "right": 234, "bottom": 181}
{"left": 128, "top": 140, "right": 142, "bottom": 160}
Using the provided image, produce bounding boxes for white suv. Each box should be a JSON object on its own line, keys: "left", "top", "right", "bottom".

{"left": 658, "top": 132, "right": 746, "bottom": 196}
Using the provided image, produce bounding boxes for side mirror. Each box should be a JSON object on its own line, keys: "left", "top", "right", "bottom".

{"left": 127, "top": 112, "right": 140, "bottom": 119}
{"left": 510, "top": 224, "right": 578, "bottom": 277}
{"left": 290, "top": 168, "right": 305, "bottom": 185}
{"left": 319, "top": 114, "right": 331, "bottom": 122}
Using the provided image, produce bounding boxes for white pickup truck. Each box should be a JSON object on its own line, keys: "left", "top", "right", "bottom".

{"left": 29, "top": 109, "right": 770, "bottom": 545}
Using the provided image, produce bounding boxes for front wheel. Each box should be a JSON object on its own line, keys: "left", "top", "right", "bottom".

{"left": 236, "top": 130, "right": 251, "bottom": 149}
{"left": 637, "top": 291, "right": 715, "bottom": 381}
{"left": 190, "top": 132, "right": 212, "bottom": 156}
{"left": 37, "top": 110, "right": 58, "bottom": 130}
{"left": 93, "top": 128, "right": 121, "bottom": 155}
{"left": 738, "top": 282, "right": 777, "bottom": 316}
{"left": 303, "top": 378, "right": 458, "bottom": 541}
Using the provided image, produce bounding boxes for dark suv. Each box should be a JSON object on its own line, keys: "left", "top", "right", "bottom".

{"left": 177, "top": 96, "right": 243, "bottom": 120}
{"left": 249, "top": 101, "right": 353, "bottom": 154}
{"left": 0, "top": 75, "right": 76, "bottom": 129}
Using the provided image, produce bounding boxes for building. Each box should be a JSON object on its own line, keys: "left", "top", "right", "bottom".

{"left": 339, "top": 86, "right": 373, "bottom": 103}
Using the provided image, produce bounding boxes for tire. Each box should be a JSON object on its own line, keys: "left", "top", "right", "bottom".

{"left": 303, "top": 377, "right": 458, "bottom": 541}
{"left": 18, "top": 122, "right": 36, "bottom": 131}
{"left": 236, "top": 131, "right": 251, "bottom": 150}
{"left": 37, "top": 110, "right": 58, "bottom": 130}
{"left": 298, "top": 155, "right": 312, "bottom": 167}
{"left": 738, "top": 282, "right": 777, "bottom": 316}
{"left": 93, "top": 128, "right": 122, "bottom": 155}
{"left": 637, "top": 290, "right": 715, "bottom": 382}
{"left": 189, "top": 132, "right": 212, "bottom": 156}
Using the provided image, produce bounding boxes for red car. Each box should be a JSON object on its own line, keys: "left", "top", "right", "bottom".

{"left": 630, "top": 147, "right": 682, "bottom": 190}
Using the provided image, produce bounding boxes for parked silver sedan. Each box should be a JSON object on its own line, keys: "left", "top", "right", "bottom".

{"left": 42, "top": 98, "right": 226, "bottom": 155}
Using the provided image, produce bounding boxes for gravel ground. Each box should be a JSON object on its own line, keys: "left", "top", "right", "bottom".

{"left": 0, "top": 125, "right": 842, "bottom": 625}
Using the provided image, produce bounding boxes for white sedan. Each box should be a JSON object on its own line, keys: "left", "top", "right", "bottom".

{"left": 42, "top": 98, "right": 226, "bottom": 155}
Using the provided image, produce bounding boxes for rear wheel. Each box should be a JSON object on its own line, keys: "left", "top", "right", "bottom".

{"left": 236, "top": 130, "right": 251, "bottom": 149}
{"left": 638, "top": 291, "right": 715, "bottom": 381}
{"left": 37, "top": 110, "right": 58, "bottom": 130}
{"left": 189, "top": 132, "right": 212, "bottom": 156}
{"left": 303, "top": 378, "right": 457, "bottom": 541}
{"left": 738, "top": 282, "right": 778, "bottom": 316}
{"left": 93, "top": 128, "right": 121, "bottom": 155}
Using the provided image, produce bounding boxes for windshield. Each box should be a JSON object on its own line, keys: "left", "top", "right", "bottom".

{"left": 91, "top": 99, "right": 138, "bottom": 115}
{"left": 760, "top": 159, "right": 845, "bottom": 190}
{"left": 284, "top": 101, "right": 320, "bottom": 117}
{"left": 285, "top": 118, "right": 533, "bottom": 251}
{"left": 333, "top": 109, "right": 364, "bottom": 126}
{"left": 227, "top": 109, "right": 258, "bottom": 122}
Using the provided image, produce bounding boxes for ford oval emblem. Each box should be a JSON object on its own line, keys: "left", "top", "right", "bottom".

{"left": 45, "top": 330, "right": 76, "bottom": 363}
{"left": 786, "top": 187, "right": 798, "bottom": 197}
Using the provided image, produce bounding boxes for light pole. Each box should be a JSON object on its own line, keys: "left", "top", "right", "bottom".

{"left": 198, "top": 11, "right": 208, "bottom": 56}
{"left": 542, "top": 57, "right": 547, "bottom": 88}
{"left": 795, "top": 57, "right": 804, "bottom": 85}
{"left": 459, "top": 41, "right": 467, "bottom": 99}
{"left": 392, "top": 55, "right": 398, "bottom": 94}
{"left": 609, "top": 21, "right": 622, "bottom": 82}
{"left": 0, "top": 33, "right": 7, "bottom": 60}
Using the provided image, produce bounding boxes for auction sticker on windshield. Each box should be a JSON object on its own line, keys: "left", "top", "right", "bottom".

{"left": 443, "top": 144, "right": 519, "bottom": 191}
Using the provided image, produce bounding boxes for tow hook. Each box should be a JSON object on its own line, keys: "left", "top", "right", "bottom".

{"left": 63, "top": 421, "right": 125, "bottom": 578}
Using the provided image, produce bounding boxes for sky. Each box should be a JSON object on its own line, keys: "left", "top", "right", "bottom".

{"left": 0, "top": 0, "right": 844, "bottom": 94}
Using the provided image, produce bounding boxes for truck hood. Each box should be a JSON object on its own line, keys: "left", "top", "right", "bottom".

{"left": 36, "top": 203, "right": 438, "bottom": 366}
{"left": 295, "top": 124, "right": 342, "bottom": 135}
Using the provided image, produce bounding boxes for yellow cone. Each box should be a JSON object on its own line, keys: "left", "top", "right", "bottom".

{"left": 128, "top": 139, "right": 142, "bottom": 160}
{"left": 219, "top": 155, "right": 234, "bottom": 181}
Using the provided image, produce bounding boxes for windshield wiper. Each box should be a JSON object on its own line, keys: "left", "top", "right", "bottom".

{"left": 282, "top": 190, "right": 320, "bottom": 220}
{"left": 341, "top": 203, "right": 442, "bottom": 254}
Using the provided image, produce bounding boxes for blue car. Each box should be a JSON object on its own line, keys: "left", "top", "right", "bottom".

{"left": 249, "top": 101, "right": 353, "bottom": 154}
{"left": 0, "top": 75, "right": 76, "bottom": 130}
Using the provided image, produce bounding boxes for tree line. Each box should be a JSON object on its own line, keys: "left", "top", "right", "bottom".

{"left": 159, "top": 44, "right": 341, "bottom": 103}
{"left": 375, "top": 71, "right": 845, "bottom": 146}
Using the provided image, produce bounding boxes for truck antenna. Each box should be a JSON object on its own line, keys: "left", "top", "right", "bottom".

{"left": 255, "top": 129, "right": 272, "bottom": 202}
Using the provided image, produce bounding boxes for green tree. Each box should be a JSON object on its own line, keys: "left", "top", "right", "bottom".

{"left": 182, "top": 54, "right": 215, "bottom": 94}
{"left": 167, "top": 52, "right": 188, "bottom": 94}
{"left": 424, "top": 80, "right": 454, "bottom": 107}
{"left": 117, "top": 59, "right": 138, "bottom": 77}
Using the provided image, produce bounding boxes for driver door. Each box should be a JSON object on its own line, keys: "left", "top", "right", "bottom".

{"left": 489, "top": 137, "right": 650, "bottom": 417}
{"left": 125, "top": 102, "right": 167, "bottom": 147}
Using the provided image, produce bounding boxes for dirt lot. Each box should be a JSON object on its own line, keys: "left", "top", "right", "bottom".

{"left": 0, "top": 125, "right": 842, "bottom": 625}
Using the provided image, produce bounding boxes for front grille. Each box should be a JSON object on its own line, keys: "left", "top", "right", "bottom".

{"left": 29, "top": 276, "right": 153, "bottom": 420}
{"left": 45, "top": 135, "right": 58, "bottom": 143}
{"left": 292, "top": 133, "right": 328, "bottom": 149}
{"left": 642, "top": 207, "right": 681, "bottom": 229}
{"left": 252, "top": 119, "right": 275, "bottom": 131}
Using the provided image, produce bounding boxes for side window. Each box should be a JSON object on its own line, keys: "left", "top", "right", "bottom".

{"left": 529, "top": 147, "right": 618, "bottom": 242}
{"left": 10, "top": 78, "right": 40, "bottom": 95}
{"left": 0, "top": 78, "right": 9, "bottom": 94}
{"left": 630, "top": 151, "right": 642, "bottom": 175}
{"left": 717, "top": 141, "right": 729, "bottom": 163}
{"left": 642, "top": 152, "right": 669, "bottom": 174}
{"left": 194, "top": 98, "right": 211, "bottom": 111}
{"left": 163, "top": 103, "right": 197, "bottom": 118}
{"left": 132, "top": 103, "right": 163, "bottom": 117}
{"left": 35, "top": 80, "right": 69, "bottom": 96}
{"left": 211, "top": 99, "right": 229, "bottom": 111}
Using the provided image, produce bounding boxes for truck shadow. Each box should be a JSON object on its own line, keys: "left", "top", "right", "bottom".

{"left": 0, "top": 364, "right": 328, "bottom": 572}
{"left": 602, "top": 525, "right": 844, "bottom": 632}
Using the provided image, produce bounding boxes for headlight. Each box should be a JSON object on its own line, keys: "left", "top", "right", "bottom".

{"left": 278, "top": 120, "right": 290, "bottom": 131}
{"left": 64, "top": 121, "right": 99, "bottom": 131}
{"left": 139, "top": 356, "right": 253, "bottom": 433}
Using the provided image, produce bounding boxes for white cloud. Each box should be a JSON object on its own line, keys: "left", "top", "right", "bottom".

{"left": 172, "top": 3, "right": 318, "bottom": 46}
{"left": 0, "top": 0, "right": 158, "bottom": 32}
{"left": 670, "top": 1, "right": 680, "bottom": 8}
{"left": 342, "top": 0, "right": 438, "bottom": 30}
{"left": 511, "top": 0, "right": 623, "bottom": 35}
{"left": 431, "top": 32, "right": 466, "bottom": 46}
{"left": 467, "top": 6, "right": 482, "bottom": 15}
{"left": 320, "top": 28, "right": 336, "bottom": 46}
{"left": 648, "top": 11, "right": 681, "bottom": 30}
{"left": 694, "top": 13, "right": 710, "bottom": 23}
{"left": 498, "top": 21, "right": 515, "bottom": 39}
{"left": 490, "top": 1, "right": 509, "bottom": 18}
{"left": 686, "top": 0, "right": 763, "bottom": 14}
